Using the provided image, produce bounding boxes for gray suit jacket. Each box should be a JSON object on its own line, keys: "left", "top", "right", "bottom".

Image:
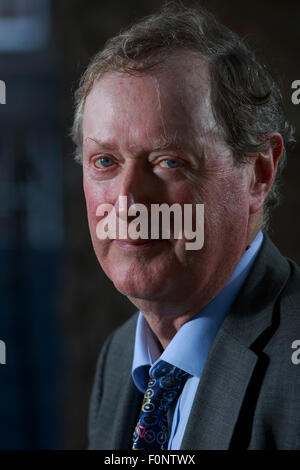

{"left": 88, "top": 235, "right": 300, "bottom": 449}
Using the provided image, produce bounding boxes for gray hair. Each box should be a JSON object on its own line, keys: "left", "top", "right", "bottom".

{"left": 71, "top": 1, "right": 295, "bottom": 229}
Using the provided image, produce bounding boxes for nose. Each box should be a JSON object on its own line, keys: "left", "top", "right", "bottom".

{"left": 114, "top": 162, "right": 153, "bottom": 219}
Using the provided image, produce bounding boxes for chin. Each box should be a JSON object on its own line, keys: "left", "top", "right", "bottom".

{"left": 96, "top": 248, "right": 176, "bottom": 300}
{"left": 107, "top": 265, "right": 172, "bottom": 301}
{"left": 112, "top": 277, "right": 163, "bottom": 301}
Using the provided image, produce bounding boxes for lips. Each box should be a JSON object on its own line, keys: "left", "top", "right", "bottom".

{"left": 116, "top": 238, "right": 158, "bottom": 245}
{"left": 114, "top": 238, "right": 166, "bottom": 250}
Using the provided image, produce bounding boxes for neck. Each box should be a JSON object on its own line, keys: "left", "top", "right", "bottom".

{"left": 140, "top": 310, "right": 196, "bottom": 350}
{"left": 128, "top": 271, "right": 233, "bottom": 349}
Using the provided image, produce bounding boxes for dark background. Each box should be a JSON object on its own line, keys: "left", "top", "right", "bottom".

{"left": 0, "top": 0, "right": 299, "bottom": 450}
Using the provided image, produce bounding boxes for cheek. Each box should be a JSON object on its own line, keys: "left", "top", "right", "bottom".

{"left": 83, "top": 178, "right": 109, "bottom": 241}
{"left": 83, "top": 177, "right": 108, "bottom": 215}
{"left": 200, "top": 175, "right": 250, "bottom": 234}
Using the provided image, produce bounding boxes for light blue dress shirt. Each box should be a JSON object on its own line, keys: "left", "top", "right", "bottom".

{"left": 131, "top": 231, "right": 264, "bottom": 450}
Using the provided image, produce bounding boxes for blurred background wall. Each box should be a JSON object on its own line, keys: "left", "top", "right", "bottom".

{"left": 0, "top": 0, "right": 299, "bottom": 449}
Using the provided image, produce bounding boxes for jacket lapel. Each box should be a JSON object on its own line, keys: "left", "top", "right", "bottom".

{"left": 90, "top": 312, "right": 143, "bottom": 450}
{"left": 110, "top": 374, "right": 143, "bottom": 450}
{"left": 181, "top": 234, "right": 290, "bottom": 450}
{"left": 181, "top": 330, "right": 258, "bottom": 449}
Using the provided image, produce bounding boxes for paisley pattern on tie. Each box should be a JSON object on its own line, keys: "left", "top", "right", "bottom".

{"left": 132, "top": 360, "right": 189, "bottom": 450}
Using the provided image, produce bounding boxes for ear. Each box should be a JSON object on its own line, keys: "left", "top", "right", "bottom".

{"left": 249, "top": 133, "right": 284, "bottom": 215}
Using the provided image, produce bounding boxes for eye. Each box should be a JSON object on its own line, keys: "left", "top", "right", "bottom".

{"left": 159, "top": 159, "right": 180, "bottom": 169}
{"left": 93, "top": 157, "right": 115, "bottom": 169}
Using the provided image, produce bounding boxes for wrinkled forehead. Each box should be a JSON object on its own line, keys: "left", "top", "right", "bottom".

{"left": 82, "top": 53, "right": 218, "bottom": 151}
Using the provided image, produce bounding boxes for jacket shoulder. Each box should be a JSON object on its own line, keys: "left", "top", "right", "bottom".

{"left": 88, "top": 312, "right": 139, "bottom": 446}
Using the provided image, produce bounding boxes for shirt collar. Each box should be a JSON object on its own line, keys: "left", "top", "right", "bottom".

{"left": 132, "top": 231, "right": 264, "bottom": 393}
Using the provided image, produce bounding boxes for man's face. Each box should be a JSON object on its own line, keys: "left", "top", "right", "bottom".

{"left": 82, "top": 56, "right": 254, "bottom": 314}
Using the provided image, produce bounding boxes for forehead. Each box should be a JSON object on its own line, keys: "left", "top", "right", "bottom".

{"left": 82, "top": 54, "right": 217, "bottom": 151}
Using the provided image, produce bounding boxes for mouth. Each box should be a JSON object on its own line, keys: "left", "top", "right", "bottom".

{"left": 114, "top": 238, "right": 167, "bottom": 251}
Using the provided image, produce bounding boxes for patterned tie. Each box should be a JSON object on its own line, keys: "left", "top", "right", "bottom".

{"left": 132, "top": 360, "right": 189, "bottom": 450}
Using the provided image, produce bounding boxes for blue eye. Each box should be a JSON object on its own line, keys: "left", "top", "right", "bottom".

{"left": 159, "top": 159, "right": 180, "bottom": 168}
{"left": 94, "top": 157, "right": 114, "bottom": 168}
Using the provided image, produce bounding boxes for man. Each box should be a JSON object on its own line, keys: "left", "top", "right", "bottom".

{"left": 72, "top": 3, "right": 300, "bottom": 449}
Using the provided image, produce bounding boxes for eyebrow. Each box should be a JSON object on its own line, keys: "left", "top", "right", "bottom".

{"left": 151, "top": 136, "right": 181, "bottom": 151}
{"left": 83, "top": 135, "right": 205, "bottom": 168}
{"left": 83, "top": 137, "right": 117, "bottom": 149}
{"left": 83, "top": 135, "right": 182, "bottom": 152}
